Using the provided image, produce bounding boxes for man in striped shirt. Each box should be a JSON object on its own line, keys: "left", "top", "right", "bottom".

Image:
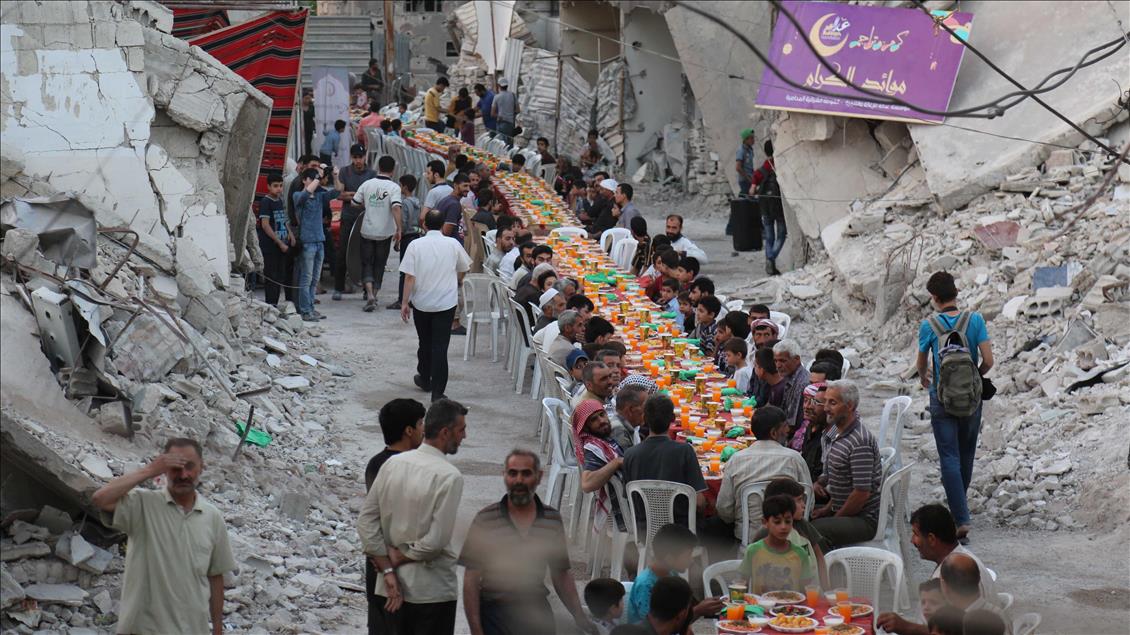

{"left": 811, "top": 380, "right": 883, "bottom": 549}
{"left": 460, "top": 449, "right": 594, "bottom": 635}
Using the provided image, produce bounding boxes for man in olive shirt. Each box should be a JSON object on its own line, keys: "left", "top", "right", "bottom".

{"left": 92, "top": 438, "right": 235, "bottom": 635}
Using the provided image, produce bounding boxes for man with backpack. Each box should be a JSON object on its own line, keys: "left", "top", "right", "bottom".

{"left": 751, "top": 140, "right": 785, "bottom": 276}
{"left": 916, "top": 272, "right": 994, "bottom": 544}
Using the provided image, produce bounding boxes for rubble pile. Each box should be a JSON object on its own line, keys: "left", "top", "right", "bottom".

{"left": 0, "top": 229, "right": 374, "bottom": 632}
{"left": 727, "top": 136, "right": 1130, "bottom": 534}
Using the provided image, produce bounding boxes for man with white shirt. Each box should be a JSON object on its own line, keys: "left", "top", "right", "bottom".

{"left": 713, "top": 406, "right": 811, "bottom": 543}
{"left": 358, "top": 398, "right": 468, "bottom": 633}
{"left": 665, "top": 214, "right": 708, "bottom": 263}
{"left": 353, "top": 155, "right": 403, "bottom": 311}
{"left": 400, "top": 210, "right": 472, "bottom": 402}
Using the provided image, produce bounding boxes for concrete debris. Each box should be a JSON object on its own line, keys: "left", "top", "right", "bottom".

{"left": 33, "top": 507, "right": 73, "bottom": 536}
{"left": 0, "top": 542, "right": 52, "bottom": 562}
{"left": 1, "top": 565, "right": 25, "bottom": 609}
{"left": 7, "top": 520, "right": 50, "bottom": 545}
{"left": 274, "top": 376, "right": 311, "bottom": 392}
{"left": 23, "top": 583, "right": 88, "bottom": 606}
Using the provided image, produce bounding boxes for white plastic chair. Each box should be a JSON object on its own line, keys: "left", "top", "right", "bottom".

{"left": 550, "top": 226, "right": 588, "bottom": 241}
{"left": 986, "top": 567, "right": 998, "bottom": 582}
{"left": 997, "top": 592, "right": 1014, "bottom": 613}
{"left": 489, "top": 279, "right": 513, "bottom": 369}
{"left": 880, "top": 447, "right": 897, "bottom": 478}
{"left": 589, "top": 477, "right": 632, "bottom": 580}
{"left": 853, "top": 462, "right": 914, "bottom": 610}
{"left": 611, "top": 236, "right": 638, "bottom": 272}
{"left": 878, "top": 396, "right": 912, "bottom": 469}
{"left": 725, "top": 299, "right": 744, "bottom": 313}
{"left": 462, "top": 274, "right": 502, "bottom": 363}
{"left": 769, "top": 310, "right": 791, "bottom": 339}
{"left": 540, "top": 164, "right": 557, "bottom": 187}
{"left": 508, "top": 299, "right": 535, "bottom": 393}
{"left": 824, "top": 547, "right": 904, "bottom": 632}
{"left": 702, "top": 559, "right": 743, "bottom": 598}
{"left": 1013, "top": 612, "right": 1041, "bottom": 635}
{"left": 600, "top": 227, "right": 631, "bottom": 253}
{"left": 738, "top": 480, "right": 816, "bottom": 547}
{"left": 625, "top": 480, "right": 699, "bottom": 577}
{"left": 542, "top": 398, "right": 580, "bottom": 518}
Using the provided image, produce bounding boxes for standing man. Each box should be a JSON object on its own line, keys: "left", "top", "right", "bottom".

{"left": 916, "top": 271, "right": 992, "bottom": 543}
{"left": 437, "top": 174, "right": 471, "bottom": 244}
{"left": 420, "top": 160, "right": 453, "bottom": 226}
{"left": 735, "top": 128, "right": 757, "bottom": 200}
{"left": 301, "top": 89, "right": 315, "bottom": 156}
{"left": 293, "top": 167, "right": 340, "bottom": 322}
{"left": 664, "top": 215, "right": 709, "bottom": 263}
{"left": 358, "top": 399, "right": 468, "bottom": 634}
{"left": 491, "top": 78, "right": 520, "bottom": 144}
{"left": 334, "top": 144, "right": 376, "bottom": 301}
{"left": 811, "top": 380, "right": 883, "bottom": 549}
{"left": 474, "top": 83, "right": 496, "bottom": 137}
{"left": 400, "top": 210, "right": 472, "bottom": 402}
{"left": 752, "top": 140, "right": 785, "bottom": 275}
{"left": 353, "top": 155, "right": 403, "bottom": 312}
{"left": 424, "top": 77, "right": 450, "bottom": 133}
{"left": 364, "top": 398, "right": 427, "bottom": 634}
{"left": 460, "top": 449, "right": 596, "bottom": 635}
{"left": 361, "top": 58, "right": 384, "bottom": 100}
{"left": 91, "top": 439, "right": 235, "bottom": 635}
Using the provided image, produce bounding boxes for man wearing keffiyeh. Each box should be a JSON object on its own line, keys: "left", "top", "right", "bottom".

{"left": 791, "top": 382, "right": 829, "bottom": 482}
{"left": 572, "top": 400, "right": 625, "bottom": 532}
{"left": 773, "top": 339, "right": 811, "bottom": 434}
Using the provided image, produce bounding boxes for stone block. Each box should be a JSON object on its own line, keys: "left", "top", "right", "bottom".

{"left": 167, "top": 71, "right": 226, "bottom": 132}
{"left": 112, "top": 313, "right": 194, "bottom": 382}
{"left": 33, "top": 506, "right": 73, "bottom": 535}
{"left": 116, "top": 19, "right": 145, "bottom": 46}
{"left": 275, "top": 376, "right": 311, "bottom": 392}
{"left": 79, "top": 456, "right": 113, "bottom": 480}
{"left": 873, "top": 121, "right": 909, "bottom": 152}
{"left": 278, "top": 492, "right": 310, "bottom": 521}
{"left": 0, "top": 542, "right": 51, "bottom": 561}
{"left": 70, "top": 23, "right": 94, "bottom": 49}
{"left": 1, "top": 228, "right": 41, "bottom": 267}
{"left": 23, "top": 583, "right": 87, "bottom": 606}
{"left": 127, "top": 46, "right": 145, "bottom": 72}
{"left": 7, "top": 521, "right": 50, "bottom": 545}
{"left": 93, "top": 21, "right": 117, "bottom": 48}
{"left": 182, "top": 215, "right": 230, "bottom": 285}
{"left": 1, "top": 565, "right": 25, "bottom": 609}
{"left": 1093, "top": 303, "right": 1130, "bottom": 345}
{"left": 175, "top": 237, "right": 218, "bottom": 298}
{"left": 1044, "top": 149, "right": 1075, "bottom": 170}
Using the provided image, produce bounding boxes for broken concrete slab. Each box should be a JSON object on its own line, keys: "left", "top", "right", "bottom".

{"left": 23, "top": 582, "right": 88, "bottom": 606}
{"left": 111, "top": 312, "right": 196, "bottom": 382}
{"left": 92, "top": 588, "right": 114, "bottom": 614}
{"left": 263, "top": 336, "right": 287, "bottom": 355}
{"left": 6, "top": 520, "right": 49, "bottom": 545}
{"left": 0, "top": 541, "right": 51, "bottom": 561}
{"left": 79, "top": 456, "right": 113, "bottom": 480}
{"left": 33, "top": 505, "right": 74, "bottom": 535}
{"left": 274, "top": 376, "right": 311, "bottom": 392}
{"left": 0, "top": 565, "right": 25, "bottom": 609}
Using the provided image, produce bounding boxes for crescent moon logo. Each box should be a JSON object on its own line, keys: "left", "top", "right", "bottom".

{"left": 808, "top": 13, "right": 848, "bottom": 57}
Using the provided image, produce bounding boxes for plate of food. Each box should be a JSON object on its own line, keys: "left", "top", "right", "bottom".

{"left": 827, "top": 624, "right": 865, "bottom": 635}
{"left": 767, "top": 615, "right": 818, "bottom": 632}
{"left": 829, "top": 603, "right": 874, "bottom": 618}
{"left": 718, "top": 620, "right": 762, "bottom": 634}
{"left": 762, "top": 590, "right": 806, "bottom": 605}
{"left": 771, "top": 605, "right": 815, "bottom": 617}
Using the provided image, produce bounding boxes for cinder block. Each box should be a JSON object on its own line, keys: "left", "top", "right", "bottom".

{"left": 127, "top": 46, "right": 145, "bottom": 71}
{"left": 70, "top": 23, "right": 94, "bottom": 48}
{"left": 93, "top": 21, "right": 116, "bottom": 48}
{"left": 116, "top": 20, "right": 144, "bottom": 46}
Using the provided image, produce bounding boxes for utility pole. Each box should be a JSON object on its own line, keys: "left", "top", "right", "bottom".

{"left": 384, "top": 0, "right": 396, "bottom": 105}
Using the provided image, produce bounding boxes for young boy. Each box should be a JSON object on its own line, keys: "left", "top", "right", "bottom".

{"left": 566, "top": 349, "right": 589, "bottom": 397}
{"left": 657, "top": 278, "right": 682, "bottom": 331}
{"left": 258, "top": 173, "right": 293, "bottom": 307}
{"left": 723, "top": 338, "right": 752, "bottom": 393}
{"left": 320, "top": 119, "right": 346, "bottom": 167}
{"left": 919, "top": 578, "right": 945, "bottom": 623}
{"left": 692, "top": 296, "right": 721, "bottom": 358}
{"left": 739, "top": 495, "right": 815, "bottom": 595}
{"left": 391, "top": 174, "right": 421, "bottom": 310}
{"left": 759, "top": 478, "right": 829, "bottom": 589}
{"left": 584, "top": 578, "right": 626, "bottom": 635}
{"left": 677, "top": 292, "right": 694, "bottom": 334}
{"left": 626, "top": 524, "right": 723, "bottom": 624}
{"left": 927, "top": 605, "right": 965, "bottom": 635}
{"left": 643, "top": 249, "right": 679, "bottom": 302}
{"left": 714, "top": 311, "right": 750, "bottom": 375}
{"left": 674, "top": 256, "right": 700, "bottom": 285}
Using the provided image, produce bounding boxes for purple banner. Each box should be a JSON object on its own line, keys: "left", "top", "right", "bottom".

{"left": 755, "top": 1, "right": 973, "bottom": 124}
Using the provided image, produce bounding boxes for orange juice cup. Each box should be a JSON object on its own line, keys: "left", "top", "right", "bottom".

{"left": 814, "top": 628, "right": 830, "bottom": 635}
{"left": 837, "top": 601, "right": 852, "bottom": 622}
{"left": 702, "top": 439, "right": 714, "bottom": 452}
{"left": 834, "top": 588, "right": 849, "bottom": 603}
{"left": 805, "top": 584, "right": 820, "bottom": 607}
{"left": 725, "top": 604, "right": 744, "bottom": 621}
{"left": 709, "top": 458, "right": 721, "bottom": 473}
{"left": 744, "top": 404, "right": 754, "bottom": 417}
{"left": 680, "top": 412, "right": 690, "bottom": 426}
{"left": 727, "top": 378, "right": 737, "bottom": 388}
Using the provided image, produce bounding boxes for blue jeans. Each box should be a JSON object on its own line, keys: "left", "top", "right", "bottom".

{"left": 761, "top": 211, "right": 787, "bottom": 262}
{"left": 298, "top": 241, "right": 324, "bottom": 315}
{"left": 930, "top": 393, "right": 982, "bottom": 526}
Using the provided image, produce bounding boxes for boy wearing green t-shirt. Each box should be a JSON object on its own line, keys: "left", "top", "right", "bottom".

{"left": 740, "top": 494, "right": 815, "bottom": 594}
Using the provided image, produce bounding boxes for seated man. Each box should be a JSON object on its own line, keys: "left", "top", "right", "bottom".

{"left": 789, "top": 382, "right": 829, "bottom": 483}
{"left": 592, "top": 349, "right": 623, "bottom": 386}
{"left": 747, "top": 304, "right": 771, "bottom": 321}
{"left": 664, "top": 214, "right": 708, "bottom": 263}
{"left": 515, "top": 244, "right": 555, "bottom": 288}
{"left": 563, "top": 350, "right": 589, "bottom": 397}
{"left": 807, "top": 359, "right": 841, "bottom": 384}
{"left": 548, "top": 310, "right": 582, "bottom": 368}
{"left": 535, "top": 294, "right": 592, "bottom": 353}
{"left": 773, "top": 339, "right": 811, "bottom": 432}
{"left": 572, "top": 361, "right": 615, "bottom": 408}
{"left": 877, "top": 504, "right": 998, "bottom": 635}
{"left": 573, "top": 399, "right": 625, "bottom": 531}
{"left": 609, "top": 383, "right": 648, "bottom": 451}
{"left": 747, "top": 347, "right": 785, "bottom": 409}
{"left": 534, "top": 288, "right": 566, "bottom": 332}
{"left": 712, "top": 406, "right": 811, "bottom": 546}
{"left": 623, "top": 395, "right": 707, "bottom": 529}
{"left": 484, "top": 223, "right": 516, "bottom": 276}
{"left": 747, "top": 318, "right": 780, "bottom": 351}
{"left": 515, "top": 264, "right": 557, "bottom": 324}
{"left": 811, "top": 380, "right": 882, "bottom": 549}
{"left": 508, "top": 241, "right": 537, "bottom": 290}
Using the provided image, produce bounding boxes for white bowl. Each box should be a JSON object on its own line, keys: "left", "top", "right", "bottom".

{"left": 824, "top": 615, "right": 845, "bottom": 627}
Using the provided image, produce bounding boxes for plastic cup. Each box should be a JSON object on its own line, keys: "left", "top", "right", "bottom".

{"left": 814, "top": 628, "right": 830, "bottom": 635}
{"left": 709, "top": 458, "right": 721, "bottom": 474}
{"left": 834, "top": 588, "right": 849, "bottom": 603}
{"left": 806, "top": 585, "right": 821, "bottom": 607}
{"left": 837, "top": 600, "right": 853, "bottom": 622}
{"left": 726, "top": 604, "right": 744, "bottom": 621}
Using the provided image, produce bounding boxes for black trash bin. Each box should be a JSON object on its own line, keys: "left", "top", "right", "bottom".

{"left": 730, "top": 196, "right": 762, "bottom": 252}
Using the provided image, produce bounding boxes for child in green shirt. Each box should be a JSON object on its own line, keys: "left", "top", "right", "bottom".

{"left": 739, "top": 494, "right": 815, "bottom": 594}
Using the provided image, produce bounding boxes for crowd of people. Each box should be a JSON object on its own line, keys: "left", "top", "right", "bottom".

{"left": 106, "top": 74, "right": 1012, "bottom": 635}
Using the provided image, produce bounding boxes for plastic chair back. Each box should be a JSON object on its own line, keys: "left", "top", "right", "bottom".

{"left": 825, "top": 546, "right": 904, "bottom": 631}
{"left": 462, "top": 274, "right": 494, "bottom": 323}
{"left": 738, "top": 480, "right": 772, "bottom": 546}
{"left": 508, "top": 299, "right": 533, "bottom": 348}
{"left": 873, "top": 463, "right": 913, "bottom": 543}
{"left": 542, "top": 398, "right": 575, "bottom": 468}
{"left": 702, "top": 559, "right": 743, "bottom": 598}
{"left": 878, "top": 396, "right": 912, "bottom": 467}
{"left": 880, "top": 447, "right": 897, "bottom": 479}
{"left": 551, "top": 226, "right": 588, "bottom": 241}
{"left": 625, "top": 480, "right": 698, "bottom": 556}
{"left": 611, "top": 237, "right": 638, "bottom": 271}
{"left": 769, "top": 310, "right": 791, "bottom": 339}
{"left": 600, "top": 227, "right": 631, "bottom": 253}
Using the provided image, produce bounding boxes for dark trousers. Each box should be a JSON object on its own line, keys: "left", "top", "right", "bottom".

{"left": 425, "top": 120, "right": 445, "bottom": 133}
{"left": 368, "top": 597, "right": 456, "bottom": 635}
{"left": 480, "top": 596, "right": 555, "bottom": 635}
{"left": 361, "top": 236, "right": 393, "bottom": 289}
{"left": 335, "top": 210, "right": 360, "bottom": 292}
{"left": 930, "top": 394, "right": 983, "bottom": 527}
{"left": 396, "top": 233, "right": 421, "bottom": 303}
{"left": 412, "top": 306, "right": 456, "bottom": 400}
{"left": 284, "top": 242, "right": 298, "bottom": 303}
{"left": 811, "top": 516, "right": 876, "bottom": 550}
{"left": 260, "top": 240, "right": 288, "bottom": 306}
